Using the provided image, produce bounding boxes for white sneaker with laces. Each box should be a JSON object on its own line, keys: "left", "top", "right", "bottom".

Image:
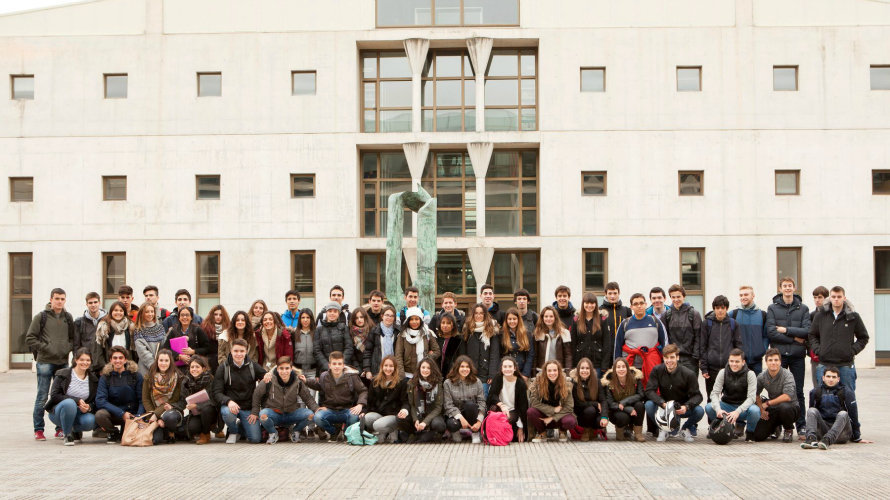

{"left": 289, "top": 428, "right": 301, "bottom": 443}
{"left": 471, "top": 432, "right": 481, "bottom": 444}
{"left": 657, "top": 430, "right": 668, "bottom": 442}
{"left": 680, "top": 429, "right": 694, "bottom": 443}
{"left": 266, "top": 432, "right": 279, "bottom": 444}
{"left": 226, "top": 433, "right": 239, "bottom": 444}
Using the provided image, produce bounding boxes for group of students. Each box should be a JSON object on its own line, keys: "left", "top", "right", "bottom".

{"left": 27, "top": 277, "right": 867, "bottom": 449}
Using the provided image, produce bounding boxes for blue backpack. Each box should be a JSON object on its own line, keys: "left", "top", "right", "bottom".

{"left": 345, "top": 416, "right": 378, "bottom": 446}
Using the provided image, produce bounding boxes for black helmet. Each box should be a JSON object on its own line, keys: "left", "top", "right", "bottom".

{"left": 708, "top": 418, "right": 734, "bottom": 445}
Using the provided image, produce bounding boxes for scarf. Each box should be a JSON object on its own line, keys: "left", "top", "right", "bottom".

{"left": 250, "top": 316, "right": 262, "bottom": 330}
{"left": 381, "top": 323, "right": 395, "bottom": 357}
{"left": 352, "top": 326, "right": 368, "bottom": 352}
{"left": 152, "top": 370, "right": 179, "bottom": 407}
{"left": 182, "top": 370, "right": 213, "bottom": 397}
{"left": 415, "top": 379, "right": 437, "bottom": 419}
{"left": 210, "top": 324, "right": 224, "bottom": 341}
{"left": 96, "top": 317, "right": 130, "bottom": 344}
{"left": 135, "top": 321, "right": 165, "bottom": 344}
{"left": 610, "top": 372, "right": 636, "bottom": 402}
{"left": 474, "top": 322, "right": 490, "bottom": 348}
{"left": 404, "top": 327, "right": 426, "bottom": 367}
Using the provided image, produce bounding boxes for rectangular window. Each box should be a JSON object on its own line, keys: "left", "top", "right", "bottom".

{"left": 873, "top": 170, "right": 890, "bottom": 194}
{"left": 359, "top": 251, "right": 410, "bottom": 304}
{"left": 876, "top": 248, "right": 890, "bottom": 290}
{"left": 680, "top": 248, "right": 705, "bottom": 312}
{"left": 871, "top": 65, "right": 890, "bottom": 90}
{"left": 102, "top": 252, "right": 126, "bottom": 309}
{"left": 583, "top": 249, "right": 608, "bottom": 292}
{"left": 777, "top": 247, "right": 802, "bottom": 292}
{"left": 678, "top": 171, "right": 703, "bottom": 196}
{"left": 876, "top": 247, "right": 890, "bottom": 362}
{"left": 361, "top": 51, "right": 412, "bottom": 133}
{"left": 773, "top": 66, "right": 798, "bottom": 91}
{"left": 489, "top": 250, "right": 540, "bottom": 311}
{"left": 196, "top": 175, "right": 220, "bottom": 200}
{"left": 580, "top": 67, "right": 605, "bottom": 92}
{"left": 421, "top": 152, "right": 477, "bottom": 236}
{"left": 104, "top": 73, "right": 128, "bottom": 99}
{"left": 291, "top": 174, "right": 315, "bottom": 198}
{"left": 11, "top": 75, "right": 34, "bottom": 100}
{"left": 422, "top": 51, "right": 476, "bottom": 132}
{"left": 10, "top": 177, "right": 33, "bottom": 202}
{"left": 197, "top": 72, "right": 222, "bottom": 97}
{"left": 484, "top": 49, "right": 537, "bottom": 131}
{"left": 291, "top": 251, "right": 316, "bottom": 312}
{"left": 9, "top": 253, "right": 33, "bottom": 366}
{"left": 486, "top": 150, "right": 537, "bottom": 236}
{"left": 361, "top": 151, "right": 413, "bottom": 237}
{"left": 376, "top": 0, "right": 518, "bottom": 27}
{"left": 775, "top": 170, "right": 800, "bottom": 195}
{"left": 677, "top": 66, "right": 701, "bottom": 92}
{"left": 581, "top": 171, "right": 606, "bottom": 196}
{"left": 102, "top": 176, "right": 127, "bottom": 201}
{"left": 292, "top": 71, "right": 316, "bottom": 96}
{"left": 196, "top": 252, "right": 220, "bottom": 318}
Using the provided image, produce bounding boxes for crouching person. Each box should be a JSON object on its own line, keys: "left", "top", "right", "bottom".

{"left": 527, "top": 360, "right": 576, "bottom": 442}
{"left": 142, "top": 349, "right": 185, "bottom": 444}
{"left": 45, "top": 348, "right": 98, "bottom": 445}
{"left": 601, "top": 357, "right": 646, "bottom": 442}
{"left": 443, "top": 355, "right": 486, "bottom": 444}
{"left": 181, "top": 356, "right": 217, "bottom": 444}
{"left": 95, "top": 346, "right": 144, "bottom": 444}
{"left": 753, "top": 348, "right": 799, "bottom": 442}
{"left": 213, "top": 339, "right": 266, "bottom": 444}
{"left": 398, "top": 357, "right": 447, "bottom": 443}
{"left": 645, "top": 344, "right": 704, "bottom": 442}
{"left": 305, "top": 351, "right": 367, "bottom": 441}
{"left": 252, "top": 356, "right": 318, "bottom": 444}
{"left": 705, "top": 349, "right": 760, "bottom": 442}
{"left": 801, "top": 366, "right": 862, "bottom": 450}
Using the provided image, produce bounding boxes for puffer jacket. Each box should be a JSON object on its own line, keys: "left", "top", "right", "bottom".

{"left": 766, "top": 294, "right": 811, "bottom": 358}
{"left": 699, "top": 312, "right": 742, "bottom": 374}
{"left": 314, "top": 320, "right": 354, "bottom": 371}
{"left": 600, "top": 367, "right": 645, "bottom": 412}
{"left": 251, "top": 371, "right": 318, "bottom": 415}
{"left": 729, "top": 305, "right": 769, "bottom": 365}
{"left": 600, "top": 299, "right": 631, "bottom": 348}
{"left": 96, "top": 360, "right": 144, "bottom": 418}
{"left": 45, "top": 367, "right": 99, "bottom": 412}
{"left": 810, "top": 301, "right": 869, "bottom": 367}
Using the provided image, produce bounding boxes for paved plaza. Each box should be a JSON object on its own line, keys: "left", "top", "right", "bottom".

{"left": 1, "top": 368, "right": 889, "bottom": 499}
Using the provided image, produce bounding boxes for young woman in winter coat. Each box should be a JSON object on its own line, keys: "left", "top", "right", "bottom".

{"left": 292, "top": 308, "right": 317, "bottom": 376}
{"left": 500, "top": 308, "right": 535, "bottom": 378}
{"left": 162, "top": 307, "right": 210, "bottom": 372}
{"left": 527, "top": 359, "right": 576, "bottom": 442}
{"left": 46, "top": 347, "right": 97, "bottom": 445}
{"left": 255, "top": 311, "right": 293, "bottom": 372}
{"left": 396, "top": 307, "right": 441, "bottom": 378}
{"left": 364, "top": 355, "right": 408, "bottom": 442}
{"left": 181, "top": 355, "right": 217, "bottom": 444}
{"left": 569, "top": 357, "right": 608, "bottom": 441}
{"left": 486, "top": 356, "right": 529, "bottom": 442}
{"left": 142, "top": 349, "right": 184, "bottom": 444}
{"left": 363, "top": 306, "right": 398, "bottom": 379}
{"left": 532, "top": 306, "right": 573, "bottom": 373}
{"left": 601, "top": 356, "right": 646, "bottom": 442}
{"left": 200, "top": 305, "right": 230, "bottom": 372}
{"left": 443, "top": 355, "right": 486, "bottom": 443}
{"left": 398, "top": 357, "right": 446, "bottom": 442}
{"left": 218, "top": 311, "right": 259, "bottom": 365}
{"left": 571, "top": 293, "right": 610, "bottom": 376}
{"left": 348, "top": 307, "right": 374, "bottom": 375}
{"left": 251, "top": 356, "right": 318, "bottom": 444}
{"left": 133, "top": 302, "right": 166, "bottom": 376}
{"left": 435, "top": 312, "right": 464, "bottom": 377}
{"left": 461, "top": 303, "right": 501, "bottom": 395}
{"left": 94, "top": 301, "right": 134, "bottom": 371}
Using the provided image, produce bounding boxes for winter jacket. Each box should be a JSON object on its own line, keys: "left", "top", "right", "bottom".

{"left": 367, "top": 377, "right": 408, "bottom": 416}
{"left": 443, "top": 378, "right": 486, "bottom": 422}
{"left": 501, "top": 327, "right": 536, "bottom": 378}
{"left": 766, "top": 294, "right": 811, "bottom": 358}
{"left": 45, "top": 367, "right": 99, "bottom": 413}
{"left": 162, "top": 323, "right": 211, "bottom": 360}
{"left": 162, "top": 307, "right": 204, "bottom": 332}
{"left": 255, "top": 328, "right": 294, "bottom": 369}
{"left": 699, "top": 312, "right": 742, "bottom": 374}
{"left": 569, "top": 368, "right": 608, "bottom": 420}
{"left": 532, "top": 328, "right": 573, "bottom": 372}
{"left": 528, "top": 379, "right": 574, "bottom": 421}
{"left": 314, "top": 320, "right": 354, "bottom": 372}
{"left": 96, "top": 360, "right": 144, "bottom": 418}
{"left": 571, "top": 316, "right": 610, "bottom": 373}
{"left": 809, "top": 301, "right": 869, "bottom": 367}
{"left": 363, "top": 323, "right": 397, "bottom": 375}
{"left": 552, "top": 301, "right": 577, "bottom": 330}
{"left": 306, "top": 371, "right": 368, "bottom": 411}
{"left": 25, "top": 305, "right": 74, "bottom": 365}
{"left": 809, "top": 382, "right": 861, "bottom": 441}
{"left": 142, "top": 372, "right": 184, "bottom": 417}
{"left": 520, "top": 310, "right": 539, "bottom": 336}
{"left": 180, "top": 371, "right": 216, "bottom": 415}
{"left": 212, "top": 355, "right": 266, "bottom": 408}
{"left": 600, "top": 367, "right": 645, "bottom": 412}
{"left": 436, "top": 334, "right": 465, "bottom": 377}
{"left": 251, "top": 371, "right": 318, "bottom": 415}
{"left": 93, "top": 319, "right": 135, "bottom": 371}
{"left": 462, "top": 326, "right": 501, "bottom": 381}
{"left": 395, "top": 325, "right": 441, "bottom": 377}
{"left": 73, "top": 309, "right": 106, "bottom": 351}
{"left": 403, "top": 380, "right": 444, "bottom": 425}
{"left": 662, "top": 303, "right": 702, "bottom": 363}
{"left": 397, "top": 306, "right": 431, "bottom": 329}
{"left": 281, "top": 308, "right": 301, "bottom": 329}
{"left": 709, "top": 364, "right": 756, "bottom": 413}
{"left": 600, "top": 299, "right": 631, "bottom": 351}
{"left": 486, "top": 374, "right": 529, "bottom": 431}
{"left": 430, "top": 308, "right": 466, "bottom": 334}
{"left": 645, "top": 363, "right": 703, "bottom": 408}
{"left": 729, "top": 305, "right": 769, "bottom": 366}
{"left": 487, "top": 302, "right": 506, "bottom": 325}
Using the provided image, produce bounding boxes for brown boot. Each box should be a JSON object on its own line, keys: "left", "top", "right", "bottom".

{"left": 215, "top": 431, "right": 225, "bottom": 439}
{"left": 580, "top": 427, "right": 591, "bottom": 442}
{"left": 633, "top": 426, "right": 646, "bottom": 442}
{"left": 196, "top": 433, "right": 211, "bottom": 445}
{"left": 615, "top": 426, "right": 626, "bottom": 441}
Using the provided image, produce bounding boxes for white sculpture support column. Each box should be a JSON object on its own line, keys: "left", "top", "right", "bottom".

{"left": 466, "top": 37, "right": 492, "bottom": 132}
{"left": 467, "top": 142, "right": 493, "bottom": 237}
{"left": 467, "top": 247, "right": 495, "bottom": 298}
{"left": 403, "top": 38, "right": 430, "bottom": 134}
{"left": 403, "top": 142, "right": 429, "bottom": 236}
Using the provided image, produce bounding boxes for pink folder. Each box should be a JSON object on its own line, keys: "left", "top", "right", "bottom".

{"left": 169, "top": 336, "right": 188, "bottom": 366}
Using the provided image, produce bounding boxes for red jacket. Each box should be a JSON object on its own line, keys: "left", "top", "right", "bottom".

{"left": 255, "top": 329, "right": 294, "bottom": 366}
{"left": 622, "top": 344, "right": 662, "bottom": 388}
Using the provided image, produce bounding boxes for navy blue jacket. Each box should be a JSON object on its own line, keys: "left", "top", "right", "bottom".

{"left": 730, "top": 306, "right": 769, "bottom": 365}
{"left": 809, "top": 382, "right": 861, "bottom": 441}
{"left": 96, "top": 360, "right": 144, "bottom": 418}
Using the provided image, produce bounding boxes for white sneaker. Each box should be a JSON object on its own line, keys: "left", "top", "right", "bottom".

{"left": 289, "top": 428, "right": 301, "bottom": 443}
{"left": 558, "top": 431, "right": 568, "bottom": 442}
{"left": 226, "top": 433, "right": 239, "bottom": 444}
{"left": 471, "top": 432, "right": 481, "bottom": 444}
{"left": 680, "top": 429, "right": 694, "bottom": 443}
{"left": 266, "top": 432, "right": 279, "bottom": 444}
{"left": 657, "top": 430, "right": 668, "bottom": 442}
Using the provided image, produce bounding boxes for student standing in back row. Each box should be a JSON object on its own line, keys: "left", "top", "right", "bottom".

{"left": 766, "top": 277, "right": 810, "bottom": 439}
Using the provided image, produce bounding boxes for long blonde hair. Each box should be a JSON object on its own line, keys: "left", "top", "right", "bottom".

{"left": 533, "top": 306, "right": 567, "bottom": 341}
{"left": 372, "top": 355, "right": 402, "bottom": 389}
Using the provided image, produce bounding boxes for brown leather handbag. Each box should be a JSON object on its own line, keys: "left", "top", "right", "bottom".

{"left": 120, "top": 413, "right": 157, "bottom": 447}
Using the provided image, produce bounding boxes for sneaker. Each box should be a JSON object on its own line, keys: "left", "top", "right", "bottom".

{"left": 314, "top": 426, "right": 328, "bottom": 441}
{"left": 680, "top": 429, "right": 694, "bottom": 443}
{"left": 289, "top": 428, "right": 301, "bottom": 443}
{"left": 797, "top": 430, "right": 807, "bottom": 441}
{"left": 226, "top": 433, "right": 240, "bottom": 444}
{"left": 558, "top": 431, "right": 568, "bottom": 442}
{"left": 744, "top": 431, "right": 755, "bottom": 443}
{"left": 800, "top": 441, "right": 818, "bottom": 449}
{"left": 817, "top": 441, "right": 830, "bottom": 450}
{"left": 64, "top": 434, "right": 75, "bottom": 446}
{"left": 657, "top": 430, "right": 668, "bottom": 442}
{"left": 769, "top": 430, "right": 779, "bottom": 440}
{"left": 266, "top": 432, "right": 279, "bottom": 445}
{"left": 72, "top": 432, "right": 83, "bottom": 442}
{"left": 93, "top": 429, "right": 108, "bottom": 439}
{"left": 531, "top": 432, "right": 546, "bottom": 443}
{"left": 34, "top": 431, "right": 47, "bottom": 441}
{"left": 54, "top": 430, "right": 64, "bottom": 439}
{"left": 106, "top": 430, "right": 120, "bottom": 444}
{"left": 546, "top": 429, "right": 556, "bottom": 439}
{"left": 782, "top": 429, "right": 793, "bottom": 443}
{"left": 471, "top": 432, "right": 481, "bottom": 444}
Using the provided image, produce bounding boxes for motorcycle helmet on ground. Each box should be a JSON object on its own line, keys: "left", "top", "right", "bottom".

{"left": 655, "top": 401, "right": 681, "bottom": 433}
{"left": 708, "top": 418, "right": 734, "bottom": 445}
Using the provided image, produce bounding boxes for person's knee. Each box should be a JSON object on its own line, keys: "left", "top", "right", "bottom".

{"left": 79, "top": 413, "right": 96, "bottom": 430}
{"left": 430, "top": 417, "right": 446, "bottom": 433}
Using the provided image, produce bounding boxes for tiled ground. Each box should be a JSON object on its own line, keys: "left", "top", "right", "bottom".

{"left": 1, "top": 367, "right": 888, "bottom": 499}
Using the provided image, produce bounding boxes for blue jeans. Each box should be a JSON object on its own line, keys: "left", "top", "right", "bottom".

{"left": 781, "top": 355, "right": 806, "bottom": 431}
{"left": 482, "top": 383, "right": 490, "bottom": 400}
{"left": 314, "top": 408, "right": 358, "bottom": 435}
{"left": 259, "top": 408, "right": 314, "bottom": 434}
{"left": 815, "top": 364, "right": 857, "bottom": 392}
{"left": 645, "top": 401, "right": 704, "bottom": 431}
{"left": 48, "top": 399, "right": 96, "bottom": 436}
{"left": 34, "top": 362, "right": 65, "bottom": 432}
{"left": 220, "top": 406, "right": 262, "bottom": 443}
{"left": 706, "top": 401, "right": 760, "bottom": 432}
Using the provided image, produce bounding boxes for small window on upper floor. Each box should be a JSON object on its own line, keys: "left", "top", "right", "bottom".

{"left": 677, "top": 66, "right": 701, "bottom": 92}
{"left": 581, "top": 171, "right": 606, "bottom": 195}
{"left": 103, "top": 176, "right": 127, "bottom": 201}
{"left": 773, "top": 66, "right": 798, "bottom": 91}
{"left": 196, "top": 175, "right": 220, "bottom": 200}
{"left": 376, "top": 0, "right": 519, "bottom": 27}
{"left": 874, "top": 170, "right": 890, "bottom": 195}
{"left": 197, "top": 72, "right": 222, "bottom": 97}
{"left": 104, "top": 74, "right": 128, "bottom": 98}
{"left": 11, "top": 75, "right": 34, "bottom": 100}
{"left": 10, "top": 177, "right": 33, "bottom": 202}
{"left": 871, "top": 65, "right": 890, "bottom": 90}
{"left": 775, "top": 170, "right": 800, "bottom": 195}
{"left": 580, "top": 67, "right": 605, "bottom": 92}
{"left": 678, "top": 171, "right": 703, "bottom": 196}
{"left": 291, "top": 174, "right": 315, "bottom": 198}
{"left": 292, "top": 71, "right": 316, "bottom": 96}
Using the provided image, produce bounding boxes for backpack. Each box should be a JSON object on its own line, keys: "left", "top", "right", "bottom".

{"left": 664, "top": 308, "right": 696, "bottom": 330}
{"left": 706, "top": 317, "right": 736, "bottom": 331}
{"left": 345, "top": 416, "right": 378, "bottom": 446}
{"left": 29, "top": 310, "right": 75, "bottom": 358}
{"left": 480, "top": 411, "right": 513, "bottom": 446}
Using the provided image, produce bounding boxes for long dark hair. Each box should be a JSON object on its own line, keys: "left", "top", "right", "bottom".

{"left": 201, "top": 305, "right": 231, "bottom": 341}
{"left": 500, "top": 308, "right": 530, "bottom": 353}
{"left": 576, "top": 292, "right": 601, "bottom": 335}
{"left": 294, "top": 308, "right": 315, "bottom": 343}
{"left": 446, "top": 355, "right": 478, "bottom": 384}
{"left": 411, "top": 357, "right": 443, "bottom": 388}
{"left": 226, "top": 310, "right": 258, "bottom": 350}
{"left": 148, "top": 348, "right": 179, "bottom": 381}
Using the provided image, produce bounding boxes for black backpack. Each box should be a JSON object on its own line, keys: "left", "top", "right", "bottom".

{"left": 29, "top": 310, "right": 75, "bottom": 358}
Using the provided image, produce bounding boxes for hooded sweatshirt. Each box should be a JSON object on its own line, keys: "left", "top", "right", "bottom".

{"left": 74, "top": 308, "right": 107, "bottom": 351}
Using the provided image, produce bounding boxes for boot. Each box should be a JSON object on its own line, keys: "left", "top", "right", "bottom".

{"left": 580, "top": 427, "right": 591, "bottom": 442}
{"left": 615, "top": 426, "right": 626, "bottom": 441}
{"left": 196, "top": 433, "right": 211, "bottom": 445}
{"left": 633, "top": 426, "right": 645, "bottom": 442}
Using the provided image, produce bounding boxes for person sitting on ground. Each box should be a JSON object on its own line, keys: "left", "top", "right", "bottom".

{"left": 142, "top": 349, "right": 184, "bottom": 444}
{"left": 570, "top": 357, "right": 608, "bottom": 442}
{"left": 95, "top": 346, "right": 144, "bottom": 444}
{"left": 212, "top": 339, "right": 267, "bottom": 444}
{"left": 752, "top": 348, "right": 800, "bottom": 442}
{"left": 527, "top": 360, "right": 576, "bottom": 443}
{"left": 705, "top": 348, "right": 759, "bottom": 442}
{"left": 601, "top": 357, "right": 646, "bottom": 442}
{"left": 486, "top": 356, "right": 529, "bottom": 442}
{"left": 45, "top": 348, "right": 97, "bottom": 446}
{"left": 252, "top": 356, "right": 318, "bottom": 444}
{"left": 364, "top": 355, "right": 408, "bottom": 443}
{"left": 800, "top": 366, "right": 862, "bottom": 450}
{"left": 218, "top": 311, "right": 259, "bottom": 365}
{"left": 396, "top": 307, "right": 441, "bottom": 378}
{"left": 255, "top": 311, "right": 293, "bottom": 373}
{"left": 443, "top": 355, "right": 486, "bottom": 444}
{"left": 181, "top": 355, "right": 217, "bottom": 445}
{"left": 645, "top": 344, "right": 704, "bottom": 443}
{"left": 304, "top": 351, "right": 367, "bottom": 441}
{"left": 398, "top": 357, "right": 447, "bottom": 443}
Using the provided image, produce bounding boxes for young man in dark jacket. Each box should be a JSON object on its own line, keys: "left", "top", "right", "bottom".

{"left": 601, "top": 282, "right": 631, "bottom": 368}
{"left": 480, "top": 284, "right": 505, "bottom": 325}
{"left": 809, "top": 286, "right": 868, "bottom": 391}
{"left": 513, "top": 288, "right": 538, "bottom": 334}
{"left": 162, "top": 289, "right": 204, "bottom": 331}
{"left": 95, "top": 347, "right": 144, "bottom": 443}
{"left": 314, "top": 302, "right": 354, "bottom": 371}
{"left": 700, "top": 295, "right": 742, "bottom": 397}
{"left": 645, "top": 344, "right": 704, "bottom": 442}
{"left": 552, "top": 285, "right": 577, "bottom": 329}
{"left": 729, "top": 286, "right": 769, "bottom": 374}
{"left": 662, "top": 284, "right": 702, "bottom": 376}
{"left": 73, "top": 292, "right": 106, "bottom": 351}
{"left": 705, "top": 349, "right": 759, "bottom": 441}
{"left": 429, "top": 292, "right": 466, "bottom": 333}
{"left": 305, "top": 351, "right": 367, "bottom": 441}
{"left": 801, "top": 366, "right": 861, "bottom": 449}
{"left": 766, "top": 277, "right": 810, "bottom": 436}
{"left": 213, "top": 339, "right": 267, "bottom": 444}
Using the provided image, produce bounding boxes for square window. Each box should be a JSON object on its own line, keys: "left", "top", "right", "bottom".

{"left": 103, "top": 176, "right": 127, "bottom": 201}
{"left": 581, "top": 171, "right": 607, "bottom": 195}
{"left": 10, "top": 177, "right": 33, "bottom": 202}
{"left": 677, "top": 66, "right": 701, "bottom": 92}
{"left": 11, "top": 75, "right": 34, "bottom": 100}
{"left": 678, "top": 171, "right": 703, "bottom": 196}
{"left": 773, "top": 66, "right": 798, "bottom": 91}
{"left": 292, "top": 71, "right": 316, "bottom": 95}
{"left": 871, "top": 65, "right": 890, "bottom": 90}
{"left": 197, "top": 72, "right": 221, "bottom": 97}
{"left": 775, "top": 170, "right": 800, "bottom": 195}
{"left": 874, "top": 170, "right": 890, "bottom": 195}
{"left": 580, "top": 67, "right": 605, "bottom": 92}
{"left": 104, "top": 74, "right": 128, "bottom": 98}
{"left": 196, "top": 175, "right": 220, "bottom": 200}
{"left": 291, "top": 174, "right": 315, "bottom": 198}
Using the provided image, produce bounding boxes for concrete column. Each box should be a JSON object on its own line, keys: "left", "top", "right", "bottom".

{"left": 467, "top": 247, "right": 495, "bottom": 297}
{"left": 402, "top": 142, "right": 429, "bottom": 236}
{"left": 403, "top": 38, "right": 430, "bottom": 134}
{"left": 466, "top": 37, "right": 492, "bottom": 132}
{"left": 467, "top": 142, "right": 493, "bottom": 237}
